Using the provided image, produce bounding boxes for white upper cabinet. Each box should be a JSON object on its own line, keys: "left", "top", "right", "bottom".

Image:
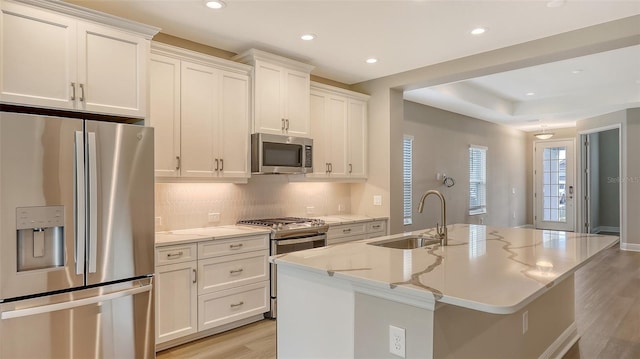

{"left": 149, "top": 43, "right": 252, "bottom": 182}
{"left": 234, "top": 49, "right": 314, "bottom": 136}
{"left": 308, "top": 82, "right": 369, "bottom": 181}
{"left": 0, "top": 0, "right": 158, "bottom": 118}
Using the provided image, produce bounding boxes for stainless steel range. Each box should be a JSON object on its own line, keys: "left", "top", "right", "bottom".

{"left": 237, "top": 217, "right": 328, "bottom": 318}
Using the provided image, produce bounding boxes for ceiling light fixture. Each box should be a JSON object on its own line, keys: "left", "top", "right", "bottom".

{"left": 546, "top": 0, "right": 566, "bottom": 8}
{"left": 204, "top": 0, "right": 226, "bottom": 9}
{"left": 571, "top": 69, "right": 583, "bottom": 74}
{"left": 470, "top": 27, "right": 487, "bottom": 35}
{"left": 534, "top": 126, "right": 554, "bottom": 140}
{"left": 526, "top": 92, "right": 536, "bottom": 96}
{"left": 300, "top": 34, "right": 316, "bottom": 41}
{"left": 366, "top": 58, "right": 378, "bottom": 64}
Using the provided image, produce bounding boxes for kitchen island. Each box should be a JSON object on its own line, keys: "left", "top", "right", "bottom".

{"left": 272, "top": 224, "right": 618, "bottom": 358}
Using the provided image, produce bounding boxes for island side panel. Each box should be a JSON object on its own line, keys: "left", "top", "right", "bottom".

{"left": 354, "top": 292, "right": 435, "bottom": 358}
{"left": 277, "top": 266, "right": 355, "bottom": 358}
{"left": 433, "top": 275, "right": 576, "bottom": 359}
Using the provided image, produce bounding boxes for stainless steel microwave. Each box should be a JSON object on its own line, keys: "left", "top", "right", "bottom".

{"left": 251, "top": 133, "right": 313, "bottom": 174}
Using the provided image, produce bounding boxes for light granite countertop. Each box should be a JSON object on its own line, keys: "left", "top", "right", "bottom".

{"left": 271, "top": 223, "right": 618, "bottom": 314}
{"left": 155, "top": 225, "right": 271, "bottom": 246}
{"left": 313, "top": 214, "right": 388, "bottom": 225}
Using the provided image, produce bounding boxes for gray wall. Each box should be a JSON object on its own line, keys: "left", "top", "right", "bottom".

{"left": 402, "top": 101, "right": 528, "bottom": 231}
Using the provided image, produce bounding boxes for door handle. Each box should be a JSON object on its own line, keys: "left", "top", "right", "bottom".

{"left": 74, "top": 131, "right": 85, "bottom": 276}
{"left": 87, "top": 132, "right": 98, "bottom": 274}
{"left": 176, "top": 156, "right": 181, "bottom": 171}
{"left": 79, "top": 83, "right": 85, "bottom": 102}
{"left": 285, "top": 119, "right": 290, "bottom": 131}
{"left": 569, "top": 185, "right": 574, "bottom": 199}
{"left": 70, "top": 83, "right": 76, "bottom": 101}
{"left": 349, "top": 164, "right": 353, "bottom": 174}
{"left": 220, "top": 158, "right": 224, "bottom": 171}
{"left": 215, "top": 158, "right": 219, "bottom": 171}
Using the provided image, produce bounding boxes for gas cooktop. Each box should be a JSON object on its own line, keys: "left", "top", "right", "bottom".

{"left": 237, "top": 217, "right": 328, "bottom": 239}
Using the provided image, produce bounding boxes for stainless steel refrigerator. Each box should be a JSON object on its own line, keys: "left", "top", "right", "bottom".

{"left": 0, "top": 111, "right": 155, "bottom": 358}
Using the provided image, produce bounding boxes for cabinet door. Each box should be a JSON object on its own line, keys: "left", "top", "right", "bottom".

{"left": 155, "top": 261, "right": 198, "bottom": 344}
{"left": 348, "top": 99, "right": 367, "bottom": 178}
{"left": 284, "top": 69, "right": 310, "bottom": 136}
{"left": 218, "top": 71, "right": 250, "bottom": 179}
{"left": 326, "top": 95, "right": 348, "bottom": 177}
{"left": 0, "top": 2, "right": 76, "bottom": 109}
{"left": 76, "top": 22, "right": 148, "bottom": 118}
{"left": 180, "top": 61, "right": 218, "bottom": 177}
{"left": 149, "top": 54, "right": 181, "bottom": 177}
{"left": 309, "top": 91, "right": 329, "bottom": 177}
{"left": 254, "top": 61, "right": 285, "bottom": 134}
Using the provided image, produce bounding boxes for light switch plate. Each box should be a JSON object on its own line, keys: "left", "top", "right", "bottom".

{"left": 373, "top": 195, "right": 383, "bottom": 206}
{"left": 208, "top": 212, "right": 220, "bottom": 223}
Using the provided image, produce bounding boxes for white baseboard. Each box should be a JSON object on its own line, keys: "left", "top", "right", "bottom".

{"left": 515, "top": 224, "right": 534, "bottom": 229}
{"left": 538, "top": 322, "right": 579, "bottom": 359}
{"left": 621, "top": 242, "right": 640, "bottom": 252}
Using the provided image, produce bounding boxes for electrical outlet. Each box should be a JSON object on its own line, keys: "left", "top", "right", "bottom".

{"left": 373, "top": 195, "right": 382, "bottom": 206}
{"left": 208, "top": 212, "right": 220, "bottom": 223}
{"left": 306, "top": 206, "right": 315, "bottom": 215}
{"left": 389, "top": 325, "right": 406, "bottom": 358}
{"left": 155, "top": 216, "right": 162, "bottom": 226}
{"left": 522, "top": 311, "right": 528, "bottom": 334}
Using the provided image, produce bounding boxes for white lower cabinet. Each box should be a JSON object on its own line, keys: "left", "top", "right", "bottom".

{"left": 155, "top": 260, "right": 198, "bottom": 344}
{"left": 155, "top": 234, "right": 270, "bottom": 349}
{"left": 198, "top": 281, "right": 269, "bottom": 331}
{"left": 327, "top": 219, "right": 388, "bottom": 245}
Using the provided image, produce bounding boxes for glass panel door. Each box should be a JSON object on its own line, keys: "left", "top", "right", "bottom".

{"left": 535, "top": 140, "right": 575, "bottom": 231}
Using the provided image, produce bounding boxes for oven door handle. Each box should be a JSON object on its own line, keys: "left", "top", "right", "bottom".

{"left": 274, "top": 236, "right": 326, "bottom": 246}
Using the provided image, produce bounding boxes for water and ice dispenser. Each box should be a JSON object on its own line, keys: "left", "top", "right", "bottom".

{"left": 16, "top": 206, "right": 65, "bottom": 272}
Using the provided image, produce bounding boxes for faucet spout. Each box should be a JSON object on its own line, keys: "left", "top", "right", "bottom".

{"left": 417, "top": 190, "right": 448, "bottom": 245}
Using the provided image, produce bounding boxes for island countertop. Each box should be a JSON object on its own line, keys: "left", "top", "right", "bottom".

{"left": 271, "top": 224, "right": 618, "bottom": 314}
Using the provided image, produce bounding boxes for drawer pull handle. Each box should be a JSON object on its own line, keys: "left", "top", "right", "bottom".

{"left": 229, "top": 243, "right": 243, "bottom": 249}
{"left": 372, "top": 225, "right": 381, "bottom": 229}
{"left": 166, "top": 251, "right": 183, "bottom": 259}
{"left": 229, "top": 268, "right": 244, "bottom": 275}
{"left": 343, "top": 229, "right": 351, "bottom": 233}
{"left": 230, "top": 301, "right": 244, "bottom": 308}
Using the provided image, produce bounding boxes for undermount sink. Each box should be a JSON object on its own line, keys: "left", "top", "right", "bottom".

{"left": 368, "top": 235, "right": 441, "bottom": 249}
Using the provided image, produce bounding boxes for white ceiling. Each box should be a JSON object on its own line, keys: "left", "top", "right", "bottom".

{"left": 65, "top": 0, "right": 640, "bottom": 131}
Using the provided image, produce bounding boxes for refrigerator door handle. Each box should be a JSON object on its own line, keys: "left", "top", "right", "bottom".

{"left": 87, "top": 132, "right": 98, "bottom": 274}
{"left": 0, "top": 284, "right": 152, "bottom": 320}
{"left": 74, "top": 131, "right": 86, "bottom": 276}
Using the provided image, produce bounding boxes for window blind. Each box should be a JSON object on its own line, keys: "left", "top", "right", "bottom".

{"left": 469, "top": 145, "right": 487, "bottom": 215}
{"left": 403, "top": 136, "right": 413, "bottom": 225}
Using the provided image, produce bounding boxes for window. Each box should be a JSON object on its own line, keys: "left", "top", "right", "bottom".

{"left": 403, "top": 135, "right": 413, "bottom": 225}
{"left": 469, "top": 145, "right": 487, "bottom": 215}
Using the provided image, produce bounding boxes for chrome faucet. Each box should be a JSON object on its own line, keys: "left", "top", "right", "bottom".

{"left": 417, "top": 190, "right": 448, "bottom": 245}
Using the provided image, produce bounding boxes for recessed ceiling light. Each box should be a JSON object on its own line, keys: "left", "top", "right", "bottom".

{"left": 204, "top": 0, "right": 225, "bottom": 9}
{"left": 300, "top": 34, "right": 316, "bottom": 41}
{"left": 366, "top": 58, "right": 378, "bottom": 64}
{"left": 526, "top": 92, "right": 536, "bottom": 96}
{"left": 547, "top": 0, "right": 566, "bottom": 8}
{"left": 470, "top": 27, "right": 487, "bottom": 35}
{"left": 571, "top": 69, "right": 583, "bottom": 74}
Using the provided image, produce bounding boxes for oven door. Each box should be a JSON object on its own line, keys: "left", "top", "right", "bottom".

{"left": 269, "top": 234, "right": 326, "bottom": 318}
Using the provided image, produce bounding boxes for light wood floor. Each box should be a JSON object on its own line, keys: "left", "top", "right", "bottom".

{"left": 157, "top": 246, "right": 639, "bottom": 359}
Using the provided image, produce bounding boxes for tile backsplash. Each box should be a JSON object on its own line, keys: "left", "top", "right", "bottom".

{"left": 155, "top": 175, "right": 352, "bottom": 231}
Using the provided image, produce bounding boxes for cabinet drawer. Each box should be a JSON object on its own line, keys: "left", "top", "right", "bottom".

{"left": 327, "top": 223, "right": 366, "bottom": 239}
{"left": 156, "top": 243, "right": 197, "bottom": 265}
{"left": 328, "top": 234, "right": 366, "bottom": 246}
{"left": 198, "top": 234, "right": 269, "bottom": 259}
{"left": 367, "top": 220, "right": 387, "bottom": 237}
{"left": 198, "top": 281, "right": 269, "bottom": 331}
{"left": 198, "top": 250, "right": 269, "bottom": 294}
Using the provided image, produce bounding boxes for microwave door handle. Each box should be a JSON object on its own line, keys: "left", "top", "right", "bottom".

{"left": 87, "top": 132, "right": 98, "bottom": 274}
{"left": 74, "top": 131, "right": 85, "bottom": 276}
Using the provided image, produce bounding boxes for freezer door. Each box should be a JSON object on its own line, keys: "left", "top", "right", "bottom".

{"left": 0, "top": 278, "right": 154, "bottom": 359}
{"left": 84, "top": 121, "right": 154, "bottom": 285}
{"left": 0, "top": 113, "right": 85, "bottom": 300}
